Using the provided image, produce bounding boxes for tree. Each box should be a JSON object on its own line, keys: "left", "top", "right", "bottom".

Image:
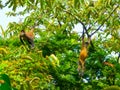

{"left": 0, "top": 0, "right": 120, "bottom": 89}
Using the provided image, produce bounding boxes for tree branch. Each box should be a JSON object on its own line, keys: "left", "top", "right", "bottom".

{"left": 117, "top": 52, "right": 120, "bottom": 63}
{"left": 64, "top": 10, "right": 90, "bottom": 38}
{"left": 64, "top": 10, "right": 96, "bottom": 49}
{"left": 90, "top": 5, "right": 119, "bottom": 36}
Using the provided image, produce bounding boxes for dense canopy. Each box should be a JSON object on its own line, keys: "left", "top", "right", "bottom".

{"left": 0, "top": 0, "right": 120, "bottom": 90}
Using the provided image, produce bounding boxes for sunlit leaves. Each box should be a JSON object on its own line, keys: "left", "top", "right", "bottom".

{"left": 48, "top": 54, "right": 60, "bottom": 67}
{"left": 102, "top": 86, "right": 120, "bottom": 90}
{"left": 0, "top": 47, "right": 54, "bottom": 89}
{"left": 0, "top": 48, "right": 8, "bottom": 55}
{"left": 0, "top": 25, "right": 6, "bottom": 38}
{"left": 0, "top": 0, "right": 120, "bottom": 89}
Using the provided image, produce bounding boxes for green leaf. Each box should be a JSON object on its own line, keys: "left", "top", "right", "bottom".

{"left": 40, "top": 0, "right": 44, "bottom": 9}
{"left": 0, "top": 74, "right": 12, "bottom": 90}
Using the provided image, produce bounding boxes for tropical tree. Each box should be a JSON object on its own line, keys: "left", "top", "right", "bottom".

{"left": 0, "top": 0, "right": 120, "bottom": 89}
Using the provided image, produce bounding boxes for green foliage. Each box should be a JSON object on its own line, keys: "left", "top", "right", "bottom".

{"left": 0, "top": 0, "right": 120, "bottom": 89}
{"left": 102, "top": 86, "right": 120, "bottom": 90}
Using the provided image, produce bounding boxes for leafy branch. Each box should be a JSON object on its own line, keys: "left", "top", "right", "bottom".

{"left": 64, "top": 10, "right": 94, "bottom": 48}
{"left": 64, "top": 10, "right": 90, "bottom": 38}
{"left": 90, "top": 5, "right": 119, "bottom": 36}
{"left": 64, "top": 4, "right": 119, "bottom": 38}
